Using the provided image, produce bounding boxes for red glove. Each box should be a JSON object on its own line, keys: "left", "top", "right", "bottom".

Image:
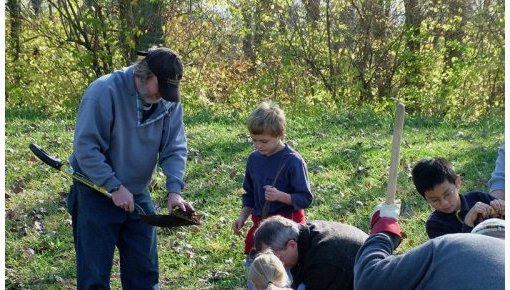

{"left": 370, "top": 203, "right": 402, "bottom": 247}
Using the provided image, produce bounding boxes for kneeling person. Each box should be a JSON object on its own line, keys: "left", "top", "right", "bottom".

{"left": 354, "top": 203, "right": 505, "bottom": 290}
{"left": 254, "top": 216, "right": 368, "bottom": 290}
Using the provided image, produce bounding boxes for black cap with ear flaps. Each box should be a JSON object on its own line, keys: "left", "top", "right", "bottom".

{"left": 137, "top": 48, "right": 183, "bottom": 102}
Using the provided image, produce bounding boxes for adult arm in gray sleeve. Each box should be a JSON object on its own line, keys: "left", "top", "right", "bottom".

{"left": 488, "top": 144, "right": 505, "bottom": 200}
{"left": 73, "top": 88, "right": 121, "bottom": 192}
{"left": 159, "top": 103, "right": 188, "bottom": 194}
{"left": 354, "top": 233, "right": 432, "bottom": 290}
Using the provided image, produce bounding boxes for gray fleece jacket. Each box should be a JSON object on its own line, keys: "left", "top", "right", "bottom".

{"left": 69, "top": 65, "right": 187, "bottom": 195}
{"left": 354, "top": 233, "right": 504, "bottom": 290}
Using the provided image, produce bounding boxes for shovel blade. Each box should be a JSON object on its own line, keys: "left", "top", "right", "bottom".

{"left": 139, "top": 214, "right": 200, "bottom": 228}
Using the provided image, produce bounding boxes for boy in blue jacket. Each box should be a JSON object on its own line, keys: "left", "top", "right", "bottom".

{"left": 411, "top": 157, "right": 504, "bottom": 238}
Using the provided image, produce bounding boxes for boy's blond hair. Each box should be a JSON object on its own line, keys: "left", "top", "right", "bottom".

{"left": 248, "top": 250, "right": 290, "bottom": 290}
{"left": 248, "top": 102, "right": 286, "bottom": 138}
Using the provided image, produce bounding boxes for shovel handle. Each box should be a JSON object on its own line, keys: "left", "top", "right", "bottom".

{"left": 30, "top": 143, "right": 112, "bottom": 198}
{"left": 386, "top": 103, "right": 405, "bottom": 205}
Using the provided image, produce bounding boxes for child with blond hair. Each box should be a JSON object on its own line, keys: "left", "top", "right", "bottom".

{"left": 232, "top": 101, "right": 313, "bottom": 255}
{"left": 248, "top": 250, "right": 293, "bottom": 290}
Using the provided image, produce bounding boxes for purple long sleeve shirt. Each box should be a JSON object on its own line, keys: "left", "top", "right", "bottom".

{"left": 241, "top": 144, "right": 313, "bottom": 216}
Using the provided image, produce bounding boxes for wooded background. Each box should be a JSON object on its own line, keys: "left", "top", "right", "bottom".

{"left": 5, "top": 1, "right": 505, "bottom": 288}
{"left": 6, "top": 0, "right": 504, "bottom": 120}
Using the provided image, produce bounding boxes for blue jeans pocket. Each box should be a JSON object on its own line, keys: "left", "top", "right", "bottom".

{"left": 66, "top": 184, "right": 78, "bottom": 216}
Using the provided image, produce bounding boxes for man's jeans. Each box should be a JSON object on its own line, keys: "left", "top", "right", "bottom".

{"left": 68, "top": 181, "right": 160, "bottom": 290}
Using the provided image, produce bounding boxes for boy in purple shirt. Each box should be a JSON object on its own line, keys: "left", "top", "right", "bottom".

{"left": 232, "top": 101, "right": 313, "bottom": 255}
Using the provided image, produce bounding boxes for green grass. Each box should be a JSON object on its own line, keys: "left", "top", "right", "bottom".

{"left": 5, "top": 103, "right": 504, "bottom": 289}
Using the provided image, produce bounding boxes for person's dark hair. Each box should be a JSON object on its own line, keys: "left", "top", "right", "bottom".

{"left": 253, "top": 216, "right": 300, "bottom": 251}
{"left": 411, "top": 157, "right": 457, "bottom": 198}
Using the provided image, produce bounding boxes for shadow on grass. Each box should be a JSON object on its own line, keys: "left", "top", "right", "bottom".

{"left": 6, "top": 105, "right": 80, "bottom": 123}
{"left": 5, "top": 194, "right": 76, "bottom": 289}
{"left": 444, "top": 145, "right": 499, "bottom": 192}
{"left": 6, "top": 107, "right": 55, "bottom": 121}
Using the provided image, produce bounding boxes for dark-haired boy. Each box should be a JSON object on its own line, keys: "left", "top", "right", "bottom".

{"left": 411, "top": 157, "right": 504, "bottom": 239}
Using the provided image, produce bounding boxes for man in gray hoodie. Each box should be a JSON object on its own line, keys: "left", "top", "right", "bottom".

{"left": 354, "top": 203, "right": 504, "bottom": 290}
{"left": 68, "top": 47, "right": 193, "bottom": 289}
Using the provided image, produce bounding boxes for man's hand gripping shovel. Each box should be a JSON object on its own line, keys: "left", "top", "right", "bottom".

{"left": 29, "top": 143, "right": 201, "bottom": 228}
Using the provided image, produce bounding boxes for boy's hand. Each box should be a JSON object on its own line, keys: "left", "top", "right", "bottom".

{"left": 232, "top": 219, "right": 245, "bottom": 236}
{"left": 464, "top": 202, "right": 494, "bottom": 227}
{"left": 263, "top": 185, "right": 283, "bottom": 201}
{"left": 490, "top": 199, "right": 505, "bottom": 217}
{"left": 263, "top": 186, "right": 293, "bottom": 206}
{"left": 233, "top": 207, "right": 252, "bottom": 236}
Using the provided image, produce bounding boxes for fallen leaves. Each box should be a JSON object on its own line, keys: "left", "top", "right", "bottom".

{"left": 24, "top": 248, "right": 36, "bottom": 259}
{"left": 208, "top": 270, "right": 230, "bottom": 282}
{"left": 12, "top": 179, "right": 26, "bottom": 194}
{"left": 34, "top": 221, "right": 45, "bottom": 232}
{"left": 190, "top": 225, "right": 201, "bottom": 232}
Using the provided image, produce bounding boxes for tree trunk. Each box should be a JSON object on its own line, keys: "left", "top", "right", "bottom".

{"left": 118, "top": 0, "right": 165, "bottom": 64}
{"left": 372, "top": 0, "right": 393, "bottom": 100}
{"left": 7, "top": 0, "right": 21, "bottom": 61}
{"left": 135, "top": 0, "right": 164, "bottom": 51}
{"left": 443, "top": 0, "right": 468, "bottom": 69}
{"left": 118, "top": 0, "right": 134, "bottom": 64}
{"left": 31, "top": 0, "right": 43, "bottom": 16}
{"left": 403, "top": 0, "right": 423, "bottom": 88}
{"left": 404, "top": 0, "right": 421, "bottom": 53}
{"left": 305, "top": 0, "right": 320, "bottom": 28}
{"left": 325, "top": 0, "right": 336, "bottom": 100}
{"left": 241, "top": 5, "right": 257, "bottom": 71}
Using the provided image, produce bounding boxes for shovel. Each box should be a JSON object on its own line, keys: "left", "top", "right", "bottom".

{"left": 29, "top": 143, "right": 201, "bottom": 228}
{"left": 385, "top": 103, "right": 405, "bottom": 205}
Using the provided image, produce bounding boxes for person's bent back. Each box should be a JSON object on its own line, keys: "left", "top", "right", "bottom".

{"left": 355, "top": 233, "right": 504, "bottom": 290}
{"left": 354, "top": 203, "right": 504, "bottom": 290}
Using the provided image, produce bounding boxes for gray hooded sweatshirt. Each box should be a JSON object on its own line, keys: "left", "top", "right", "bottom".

{"left": 69, "top": 65, "right": 187, "bottom": 195}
